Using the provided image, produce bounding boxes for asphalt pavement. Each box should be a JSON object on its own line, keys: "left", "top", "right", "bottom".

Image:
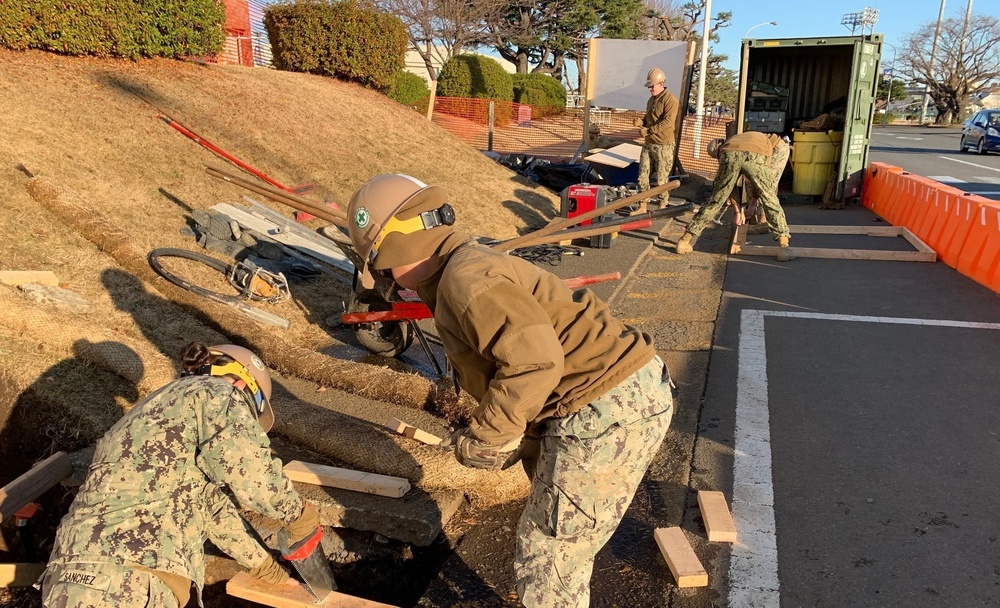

{"left": 688, "top": 204, "right": 1000, "bottom": 608}
{"left": 869, "top": 125, "right": 1000, "bottom": 201}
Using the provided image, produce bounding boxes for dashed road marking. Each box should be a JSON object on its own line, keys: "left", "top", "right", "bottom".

{"left": 927, "top": 175, "right": 965, "bottom": 183}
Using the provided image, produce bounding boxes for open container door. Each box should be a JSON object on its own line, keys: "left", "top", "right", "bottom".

{"left": 838, "top": 37, "right": 882, "bottom": 200}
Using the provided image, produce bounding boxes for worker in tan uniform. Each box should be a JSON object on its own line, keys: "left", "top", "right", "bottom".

{"left": 346, "top": 174, "right": 674, "bottom": 608}
{"left": 634, "top": 68, "right": 679, "bottom": 208}
{"left": 677, "top": 131, "right": 795, "bottom": 261}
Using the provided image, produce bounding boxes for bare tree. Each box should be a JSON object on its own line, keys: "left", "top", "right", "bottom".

{"left": 640, "top": 0, "right": 729, "bottom": 42}
{"left": 899, "top": 13, "right": 1000, "bottom": 124}
{"left": 371, "top": 0, "right": 500, "bottom": 115}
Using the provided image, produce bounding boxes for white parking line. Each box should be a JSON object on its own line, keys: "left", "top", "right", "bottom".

{"left": 896, "top": 136, "right": 923, "bottom": 141}
{"left": 927, "top": 175, "right": 965, "bottom": 183}
{"left": 938, "top": 156, "right": 1000, "bottom": 173}
{"left": 731, "top": 310, "right": 1000, "bottom": 607}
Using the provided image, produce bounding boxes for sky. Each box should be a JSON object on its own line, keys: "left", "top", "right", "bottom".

{"left": 711, "top": 0, "right": 999, "bottom": 72}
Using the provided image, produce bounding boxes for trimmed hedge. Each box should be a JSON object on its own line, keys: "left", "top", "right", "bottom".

{"left": 389, "top": 70, "right": 430, "bottom": 107}
{"left": 264, "top": 1, "right": 406, "bottom": 92}
{"left": 0, "top": 0, "right": 225, "bottom": 59}
{"left": 512, "top": 73, "right": 566, "bottom": 118}
{"left": 437, "top": 54, "right": 513, "bottom": 101}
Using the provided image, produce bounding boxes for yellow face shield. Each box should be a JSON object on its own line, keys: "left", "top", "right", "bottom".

{"left": 368, "top": 203, "right": 456, "bottom": 265}
{"left": 209, "top": 360, "right": 266, "bottom": 415}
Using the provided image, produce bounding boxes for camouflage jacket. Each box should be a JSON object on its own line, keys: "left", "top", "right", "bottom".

{"left": 48, "top": 375, "right": 303, "bottom": 604}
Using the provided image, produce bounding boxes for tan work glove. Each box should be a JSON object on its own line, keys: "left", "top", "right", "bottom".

{"left": 285, "top": 503, "right": 320, "bottom": 545}
{"left": 632, "top": 116, "right": 643, "bottom": 127}
{"left": 247, "top": 555, "right": 290, "bottom": 585}
{"left": 639, "top": 127, "right": 650, "bottom": 137}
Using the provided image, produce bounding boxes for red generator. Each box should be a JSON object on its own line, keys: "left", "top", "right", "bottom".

{"left": 560, "top": 184, "right": 616, "bottom": 248}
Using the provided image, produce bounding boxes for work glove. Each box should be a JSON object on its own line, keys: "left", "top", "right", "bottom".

{"left": 442, "top": 429, "right": 522, "bottom": 471}
{"left": 632, "top": 117, "right": 643, "bottom": 127}
{"left": 639, "top": 127, "right": 650, "bottom": 137}
{"left": 247, "top": 555, "right": 291, "bottom": 586}
{"left": 285, "top": 503, "right": 320, "bottom": 546}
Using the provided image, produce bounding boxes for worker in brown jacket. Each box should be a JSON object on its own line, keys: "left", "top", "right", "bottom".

{"left": 346, "top": 174, "right": 674, "bottom": 608}
{"left": 677, "top": 131, "right": 795, "bottom": 261}
{"left": 634, "top": 68, "right": 679, "bottom": 207}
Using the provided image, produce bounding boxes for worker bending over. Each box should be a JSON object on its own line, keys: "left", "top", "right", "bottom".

{"left": 42, "top": 342, "right": 320, "bottom": 608}
{"left": 745, "top": 135, "right": 791, "bottom": 235}
{"left": 634, "top": 68, "right": 679, "bottom": 207}
{"left": 346, "top": 175, "right": 674, "bottom": 608}
{"left": 676, "top": 131, "right": 795, "bottom": 261}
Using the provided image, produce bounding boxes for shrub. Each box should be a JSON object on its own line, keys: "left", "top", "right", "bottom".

{"left": 0, "top": 0, "right": 224, "bottom": 59}
{"left": 389, "top": 70, "right": 430, "bottom": 107}
{"left": 512, "top": 73, "right": 566, "bottom": 118}
{"left": 264, "top": 0, "right": 406, "bottom": 92}
{"left": 437, "top": 54, "right": 513, "bottom": 101}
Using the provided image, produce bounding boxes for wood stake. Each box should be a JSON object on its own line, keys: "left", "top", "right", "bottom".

{"left": 653, "top": 527, "right": 708, "bottom": 588}
{"left": 385, "top": 418, "right": 442, "bottom": 446}
{"left": 227, "top": 571, "right": 397, "bottom": 607}
{"left": 697, "top": 490, "right": 737, "bottom": 543}
{"left": 283, "top": 461, "right": 410, "bottom": 499}
{"left": 0, "top": 271, "right": 59, "bottom": 287}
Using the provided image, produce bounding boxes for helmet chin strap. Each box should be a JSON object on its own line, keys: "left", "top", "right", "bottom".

{"left": 369, "top": 203, "right": 456, "bottom": 265}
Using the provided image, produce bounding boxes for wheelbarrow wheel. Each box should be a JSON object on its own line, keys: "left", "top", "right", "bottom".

{"left": 348, "top": 293, "right": 413, "bottom": 357}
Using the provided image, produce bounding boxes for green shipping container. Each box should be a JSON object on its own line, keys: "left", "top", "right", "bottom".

{"left": 735, "top": 34, "right": 883, "bottom": 201}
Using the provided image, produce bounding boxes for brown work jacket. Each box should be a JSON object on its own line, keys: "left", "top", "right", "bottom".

{"left": 720, "top": 131, "right": 782, "bottom": 157}
{"left": 416, "top": 232, "right": 656, "bottom": 445}
{"left": 643, "top": 89, "right": 680, "bottom": 145}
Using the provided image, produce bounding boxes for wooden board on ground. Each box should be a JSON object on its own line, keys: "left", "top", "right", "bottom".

{"left": 283, "top": 461, "right": 410, "bottom": 499}
{"left": 730, "top": 224, "right": 937, "bottom": 262}
{"left": 227, "top": 572, "right": 398, "bottom": 608}
{"left": 653, "top": 527, "right": 708, "bottom": 588}
{"left": 0, "top": 452, "right": 72, "bottom": 522}
{"left": 0, "top": 271, "right": 59, "bottom": 286}
{"left": 697, "top": 490, "right": 737, "bottom": 543}
{"left": 583, "top": 142, "right": 643, "bottom": 169}
{"left": 0, "top": 563, "right": 46, "bottom": 588}
{"left": 212, "top": 203, "right": 354, "bottom": 274}
{"left": 386, "top": 418, "right": 443, "bottom": 446}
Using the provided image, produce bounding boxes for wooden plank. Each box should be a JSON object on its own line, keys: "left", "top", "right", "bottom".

{"left": 0, "top": 452, "right": 72, "bottom": 522}
{"left": 901, "top": 226, "right": 938, "bottom": 257}
{"left": 787, "top": 225, "right": 901, "bottom": 236}
{"left": 283, "top": 461, "right": 410, "bottom": 499}
{"left": 212, "top": 203, "right": 354, "bottom": 274}
{"left": 0, "top": 271, "right": 59, "bottom": 286}
{"left": 697, "top": 491, "right": 737, "bottom": 543}
{"left": 0, "top": 563, "right": 46, "bottom": 588}
{"left": 653, "top": 527, "right": 708, "bottom": 588}
{"left": 385, "top": 418, "right": 442, "bottom": 446}
{"left": 734, "top": 243, "right": 937, "bottom": 262}
{"left": 226, "top": 571, "right": 397, "bottom": 607}
{"left": 583, "top": 142, "right": 643, "bottom": 168}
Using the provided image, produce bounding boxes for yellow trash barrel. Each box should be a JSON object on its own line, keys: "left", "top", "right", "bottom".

{"left": 791, "top": 130, "right": 843, "bottom": 195}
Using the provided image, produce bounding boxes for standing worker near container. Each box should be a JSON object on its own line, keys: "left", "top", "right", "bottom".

{"left": 634, "top": 68, "right": 679, "bottom": 210}
{"left": 676, "top": 131, "right": 796, "bottom": 261}
{"left": 41, "top": 341, "right": 321, "bottom": 608}
{"left": 346, "top": 174, "right": 674, "bottom": 608}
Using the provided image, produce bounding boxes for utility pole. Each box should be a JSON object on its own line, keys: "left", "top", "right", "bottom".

{"left": 920, "top": 0, "right": 947, "bottom": 125}
{"left": 692, "top": 0, "right": 712, "bottom": 159}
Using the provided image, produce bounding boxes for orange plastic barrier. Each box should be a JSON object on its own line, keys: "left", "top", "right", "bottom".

{"left": 895, "top": 175, "right": 939, "bottom": 229}
{"left": 935, "top": 192, "right": 983, "bottom": 267}
{"left": 956, "top": 202, "right": 1000, "bottom": 291}
{"left": 862, "top": 162, "right": 903, "bottom": 215}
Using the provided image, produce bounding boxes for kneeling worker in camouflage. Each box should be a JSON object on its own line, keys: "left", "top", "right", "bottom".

{"left": 346, "top": 175, "right": 674, "bottom": 608}
{"left": 677, "top": 131, "right": 795, "bottom": 261}
{"left": 42, "top": 342, "right": 321, "bottom": 608}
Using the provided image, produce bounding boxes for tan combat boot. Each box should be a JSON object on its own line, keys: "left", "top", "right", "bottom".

{"left": 776, "top": 236, "right": 795, "bottom": 262}
{"left": 675, "top": 232, "right": 695, "bottom": 254}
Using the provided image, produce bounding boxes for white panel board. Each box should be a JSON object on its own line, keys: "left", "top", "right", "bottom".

{"left": 589, "top": 39, "right": 689, "bottom": 111}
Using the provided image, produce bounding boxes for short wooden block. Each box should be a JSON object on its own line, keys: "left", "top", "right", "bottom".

{"left": 0, "top": 563, "right": 46, "bottom": 587}
{"left": 0, "top": 270, "right": 59, "bottom": 286}
{"left": 282, "top": 461, "right": 410, "bottom": 499}
{"left": 227, "top": 571, "right": 397, "bottom": 607}
{"left": 697, "top": 490, "right": 737, "bottom": 543}
{"left": 654, "top": 527, "right": 708, "bottom": 588}
{"left": 385, "top": 418, "right": 442, "bottom": 446}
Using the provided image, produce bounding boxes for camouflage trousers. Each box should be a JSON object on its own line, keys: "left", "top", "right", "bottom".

{"left": 688, "top": 149, "right": 790, "bottom": 239}
{"left": 747, "top": 141, "right": 790, "bottom": 225}
{"left": 638, "top": 142, "right": 675, "bottom": 199}
{"left": 41, "top": 562, "right": 177, "bottom": 608}
{"left": 514, "top": 356, "right": 674, "bottom": 608}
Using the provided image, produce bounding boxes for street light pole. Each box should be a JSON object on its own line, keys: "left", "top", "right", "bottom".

{"left": 920, "top": 0, "right": 947, "bottom": 124}
{"left": 882, "top": 42, "right": 898, "bottom": 127}
{"left": 692, "top": 0, "right": 712, "bottom": 159}
{"left": 744, "top": 21, "right": 778, "bottom": 39}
